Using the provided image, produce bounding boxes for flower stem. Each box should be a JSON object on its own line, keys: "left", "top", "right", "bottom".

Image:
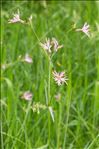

{"left": 48, "top": 57, "right": 51, "bottom": 147}
{"left": 48, "top": 58, "right": 51, "bottom": 105}
{"left": 57, "top": 102, "right": 62, "bottom": 149}
{"left": 29, "top": 21, "right": 40, "bottom": 42}
{"left": 63, "top": 79, "right": 71, "bottom": 148}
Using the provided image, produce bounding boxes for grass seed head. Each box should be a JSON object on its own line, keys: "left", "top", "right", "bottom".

{"left": 32, "top": 102, "right": 47, "bottom": 114}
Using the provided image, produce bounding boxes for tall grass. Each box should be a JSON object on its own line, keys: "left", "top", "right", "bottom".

{"left": 1, "top": 1, "right": 99, "bottom": 149}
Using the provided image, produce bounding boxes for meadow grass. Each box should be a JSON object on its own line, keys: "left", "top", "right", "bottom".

{"left": 1, "top": 1, "right": 99, "bottom": 149}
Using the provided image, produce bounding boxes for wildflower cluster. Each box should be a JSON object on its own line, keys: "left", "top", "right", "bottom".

{"left": 40, "top": 37, "right": 68, "bottom": 86}
{"left": 7, "top": 9, "right": 91, "bottom": 119}
{"left": 40, "top": 38, "right": 63, "bottom": 54}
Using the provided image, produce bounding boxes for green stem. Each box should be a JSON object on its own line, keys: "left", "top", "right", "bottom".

{"left": 63, "top": 105, "right": 70, "bottom": 148}
{"left": 1, "top": 114, "right": 4, "bottom": 149}
{"left": 87, "top": 134, "right": 99, "bottom": 149}
{"left": 63, "top": 84, "right": 71, "bottom": 149}
{"left": 48, "top": 58, "right": 51, "bottom": 105}
{"left": 29, "top": 21, "right": 40, "bottom": 42}
{"left": 48, "top": 58, "right": 51, "bottom": 147}
{"left": 57, "top": 102, "right": 62, "bottom": 149}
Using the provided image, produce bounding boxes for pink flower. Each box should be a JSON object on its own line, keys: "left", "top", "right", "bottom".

{"left": 8, "top": 10, "right": 24, "bottom": 24}
{"left": 55, "top": 93, "right": 61, "bottom": 101}
{"left": 76, "top": 22, "right": 90, "bottom": 37}
{"left": 24, "top": 54, "right": 33, "bottom": 63}
{"left": 21, "top": 91, "right": 33, "bottom": 101}
{"left": 52, "top": 38, "right": 63, "bottom": 52}
{"left": 40, "top": 38, "right": 63, "bottom": 54}
{"left": 40, "top": 38, "right": 52, "bottom": 53}
{"left": 53, "top": 71, "right": 68, "bottom": 86}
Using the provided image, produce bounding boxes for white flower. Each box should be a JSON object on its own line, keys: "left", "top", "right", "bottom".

{"left": 21, "top": 91, "right": 33, "bottom": 101}
{"left": 76, "top": 22, "right": 90, "bottom": 37}
{"left": 53, "top": 71, "right": 68, "bottom": 86}
{"left": 8, "top": 10, "right": 24, "bottom": 24}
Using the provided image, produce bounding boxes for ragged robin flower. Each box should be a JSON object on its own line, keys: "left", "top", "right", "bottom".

{"left": 24, "top": 54, "right": 33, "bottom": 63}
{"left": 76, "top": 22, "right": 90, "bottom": 37}
{"left": 53, "top": 70, "right": 68, "bottom": 86}
{"left": 40, "top": 38, "right": 52, "bottom": 53}
{"left": 8, "top": 10, "right": 24, "bottom": 24}
{"left": 55, "top": 93, "right": 61, "bottom": 102}
{"left": 40, "top": 38, "right": 63, "bottom": 54}
{"left": 21, "top": 91, "right": 33, "bottom": 101}
{"left": 51, "top": 38, "right": 63, "bottom": 52}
